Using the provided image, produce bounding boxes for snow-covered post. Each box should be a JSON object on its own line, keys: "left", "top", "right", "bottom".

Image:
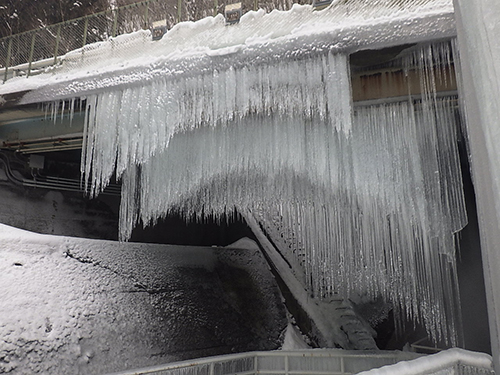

{"left": 112, "top": 9, "right": 119, "bottom": 37}
{"left": 143, "top": 2, "right": 149, "bottom": 30}
{"left": 53, "top": 24, "right": 61, "bottom": 65}
{"left": 27, "top": 32, "right": 36, "bottom": 77}
{"left": 82, "top": 17, "right": 89, "bottom": 47}
{"left": 177, "top": 0, "right": 182, "bottom": 23}
{"left": 3, "top": 37, "right": 12, "bottom": 83}
{"left": 452, "top": 0, "right": 500, "bottom": 371}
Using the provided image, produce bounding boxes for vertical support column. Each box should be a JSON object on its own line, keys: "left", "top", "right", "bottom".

{"left": 112, "top": 9, "right": 119, "bottom": 37}
{"left": 27, "top": 32, "right": 37, "bottom": 77}
{"left": 453, "top": 0, "right": 500, "bottom": 371}
{"left": 3, "top": 37, "right": 12, "bottom": 83}
{"left": 213, "top": 0, "right": 218, "bottom": 16}
{"left": 82, "top": 17, "right": 89, "bottom": 47}
{"left": 143, "top": 2, "right": 149, "bottom": 29}
{"left": 53, "top": 24, "right": 61, "bottom": 65}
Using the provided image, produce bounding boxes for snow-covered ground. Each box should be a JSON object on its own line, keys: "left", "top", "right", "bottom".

{"left": 0, "top": 225, "right": 286, "bottom": 374}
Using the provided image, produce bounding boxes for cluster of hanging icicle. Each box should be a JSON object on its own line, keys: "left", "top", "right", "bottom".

{"left": 63, "top": 39, "right": 467, "bottom": 346}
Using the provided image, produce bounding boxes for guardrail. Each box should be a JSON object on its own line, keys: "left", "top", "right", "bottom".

{"left": 104, "top": 349, "right": 495, "bottom": 375}
{"left": 104, "top": 349, "right": 424, "bottom": 375}
{"left": 0, "top": 0, "right": 308, "bottom": 83}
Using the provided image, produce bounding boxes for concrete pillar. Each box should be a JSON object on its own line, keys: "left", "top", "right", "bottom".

{"left": 452, "top": 0, "right": 500, "bottom": 370}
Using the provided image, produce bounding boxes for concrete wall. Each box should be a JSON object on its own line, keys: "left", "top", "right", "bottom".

{"left": 453, "top": 0, "right": 500, "bottom": 370}
{"left": 0, "top": 171, "right": 120, "bottom": 240}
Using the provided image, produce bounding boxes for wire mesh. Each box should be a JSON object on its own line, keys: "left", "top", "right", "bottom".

{"left": 1, "top": 0, "right": 313, "bottom": 74}
{"left": 147, "top": 0, "right": 179, "bottom": 29}
{"left": 57, "top": 19, "right": 87, "bottom": 55}
{"left": 1, "top": 0, "right": 442, "bottom": 77}
{"left": 10, "top": 33, "right": 32, "bottom": 67}
{"left": 85, "top": 11, "right": 114, "bottom": 44}
{"left": 184, "top": 0, "right": 217, "bottom": 22}
{"left": 32, "top": 28, "right": 58, "bottom": 64}
{"left": 116, "top": 4, "right": 148, "bottom": 34}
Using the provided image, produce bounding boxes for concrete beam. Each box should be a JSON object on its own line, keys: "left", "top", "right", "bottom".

{"left": 453, "top": 0, "right": 500, "bottom": 370}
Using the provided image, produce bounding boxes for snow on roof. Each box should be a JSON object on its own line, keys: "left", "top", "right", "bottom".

{"left": 0, "top": 0, "right": 455, "bottom": 103}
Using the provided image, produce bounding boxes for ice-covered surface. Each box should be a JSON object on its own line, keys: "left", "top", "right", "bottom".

{"left": 0, "top": 0, "right": 455, "bottom": 102}
{"left": 225, "top": 237, "right": 261, "bottom": 250}
{"left": 357, "top": 348, "right": 494, "bottom": 375}
{"left": 281, "top": 324, "right": 311, "bottom": 350}
{"left": 0, "top": 225, "right": 286, "bottom": 374}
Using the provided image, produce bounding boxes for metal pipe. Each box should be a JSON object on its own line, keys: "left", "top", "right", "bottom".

{"left": 353, "top": 91, "right": 459, "bottom": 107}
{"left": 0, "top": 151, "right": 120, "bottom": 196}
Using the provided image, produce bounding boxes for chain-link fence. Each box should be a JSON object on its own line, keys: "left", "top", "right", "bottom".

{"left": 0, "top": 0, "right": 311, "bottom": 82}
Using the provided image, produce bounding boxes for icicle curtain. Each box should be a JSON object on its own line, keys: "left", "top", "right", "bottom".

{"left": 72, "top": 41, "right": 466, "bottom": 346}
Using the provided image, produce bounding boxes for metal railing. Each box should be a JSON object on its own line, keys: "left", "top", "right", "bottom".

{"left": 104, "top": 349, "right": 424, "bottom": 375}
{"left": 0, "top": 0, "right": 309, "bottom": 83}
{"left": 104, "top": 349, "right": 495, "bottom": 375}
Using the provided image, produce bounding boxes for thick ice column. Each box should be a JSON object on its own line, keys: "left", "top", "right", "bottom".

{"left": 453, "top": 0, "right": 500, "bottom": 369}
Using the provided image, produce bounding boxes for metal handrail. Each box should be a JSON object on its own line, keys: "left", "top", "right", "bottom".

{"left": 104, "top": 349, "right": 425, "bottom": 375}
{"left": 103, "top": 349, "right": 495, "bottom": 375}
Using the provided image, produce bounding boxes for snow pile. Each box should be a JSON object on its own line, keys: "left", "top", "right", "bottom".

{"left": 357, "top": 348, "right": 494, "bottom": 375}
{"left": 281, "top": 324, "right": 310, "bottom": 350}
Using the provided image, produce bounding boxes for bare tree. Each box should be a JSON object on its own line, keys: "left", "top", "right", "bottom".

{"left": 0, "top": 0, "right": 109, "bottom": 38}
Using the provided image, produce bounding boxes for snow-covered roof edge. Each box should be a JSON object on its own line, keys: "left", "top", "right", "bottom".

{"left": 0, "top": 0, "right": 456, "bottom": 104}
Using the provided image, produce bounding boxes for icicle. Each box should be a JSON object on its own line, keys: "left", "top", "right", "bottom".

{"left": 69, "top": 98, "right": 75, "bottom": 126}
